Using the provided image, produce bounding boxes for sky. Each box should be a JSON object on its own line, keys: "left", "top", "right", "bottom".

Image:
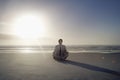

{"left": 0, "top": 0, "right": 120, "bottom": 45}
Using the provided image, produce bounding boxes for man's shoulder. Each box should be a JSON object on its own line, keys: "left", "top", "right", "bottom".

{"left": 55, "top": 45, "right": 59, "bottom": 48}
{"left": 62, "top": 45, "right": 66, "bottom": 47}
{"left": 55, "top": 45, "right": 66, "bottom": 47}
{"left": 55, "top": 45, "right": 59, "bottom": 47}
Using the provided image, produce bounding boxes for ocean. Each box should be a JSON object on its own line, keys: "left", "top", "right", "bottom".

{"left": 0, "top": 45, "right": 120, "bottom": 53}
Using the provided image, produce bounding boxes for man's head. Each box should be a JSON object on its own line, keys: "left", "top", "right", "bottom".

{"left": 58, "top": 39, "right": 63, "bottom": 45}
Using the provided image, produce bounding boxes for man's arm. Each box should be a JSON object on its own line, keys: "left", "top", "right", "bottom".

{"left": 64, "top": 45, "right": 68, "bottom": 52}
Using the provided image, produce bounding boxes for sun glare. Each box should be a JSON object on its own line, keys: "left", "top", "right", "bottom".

{"left": 12, "top": 13, "right": 47, "bottom": 39}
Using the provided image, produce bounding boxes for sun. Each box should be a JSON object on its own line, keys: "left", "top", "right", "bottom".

{"left": 12, "top": 13, "right": 46, "bottom": 39}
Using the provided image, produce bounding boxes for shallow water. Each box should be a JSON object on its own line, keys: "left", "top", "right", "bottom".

{"left": 0, "top": 45, "right": 120, "bottom": 53}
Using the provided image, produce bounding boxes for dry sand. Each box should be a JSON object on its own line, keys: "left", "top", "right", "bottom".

{"left": 0, "top": 53, "right": 120, "bottom": 80}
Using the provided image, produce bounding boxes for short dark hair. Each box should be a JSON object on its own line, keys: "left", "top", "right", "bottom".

{"left": 58, "top": 39, "right": 63, "bottom": 42}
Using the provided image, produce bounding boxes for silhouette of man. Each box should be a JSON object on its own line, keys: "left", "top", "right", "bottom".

{"left": 53, "top": 39, "right": 68, "bottom": 61}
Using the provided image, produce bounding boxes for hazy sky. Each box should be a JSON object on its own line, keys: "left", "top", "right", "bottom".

{"left": 0, "top": 0, "right": 120, "bottom": 45}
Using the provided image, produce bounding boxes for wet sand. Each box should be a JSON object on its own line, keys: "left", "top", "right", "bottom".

{"left": 0, "top": 53, "right": 120, "bottom": 80}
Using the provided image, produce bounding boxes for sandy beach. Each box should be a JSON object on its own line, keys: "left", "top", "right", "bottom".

{"left": 0, "top": 53, "right": 119, "bottom": 80}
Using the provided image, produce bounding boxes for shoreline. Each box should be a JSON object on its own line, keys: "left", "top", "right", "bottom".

{"left": 0, "top": 53, "right": 119, "bottom": 80}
